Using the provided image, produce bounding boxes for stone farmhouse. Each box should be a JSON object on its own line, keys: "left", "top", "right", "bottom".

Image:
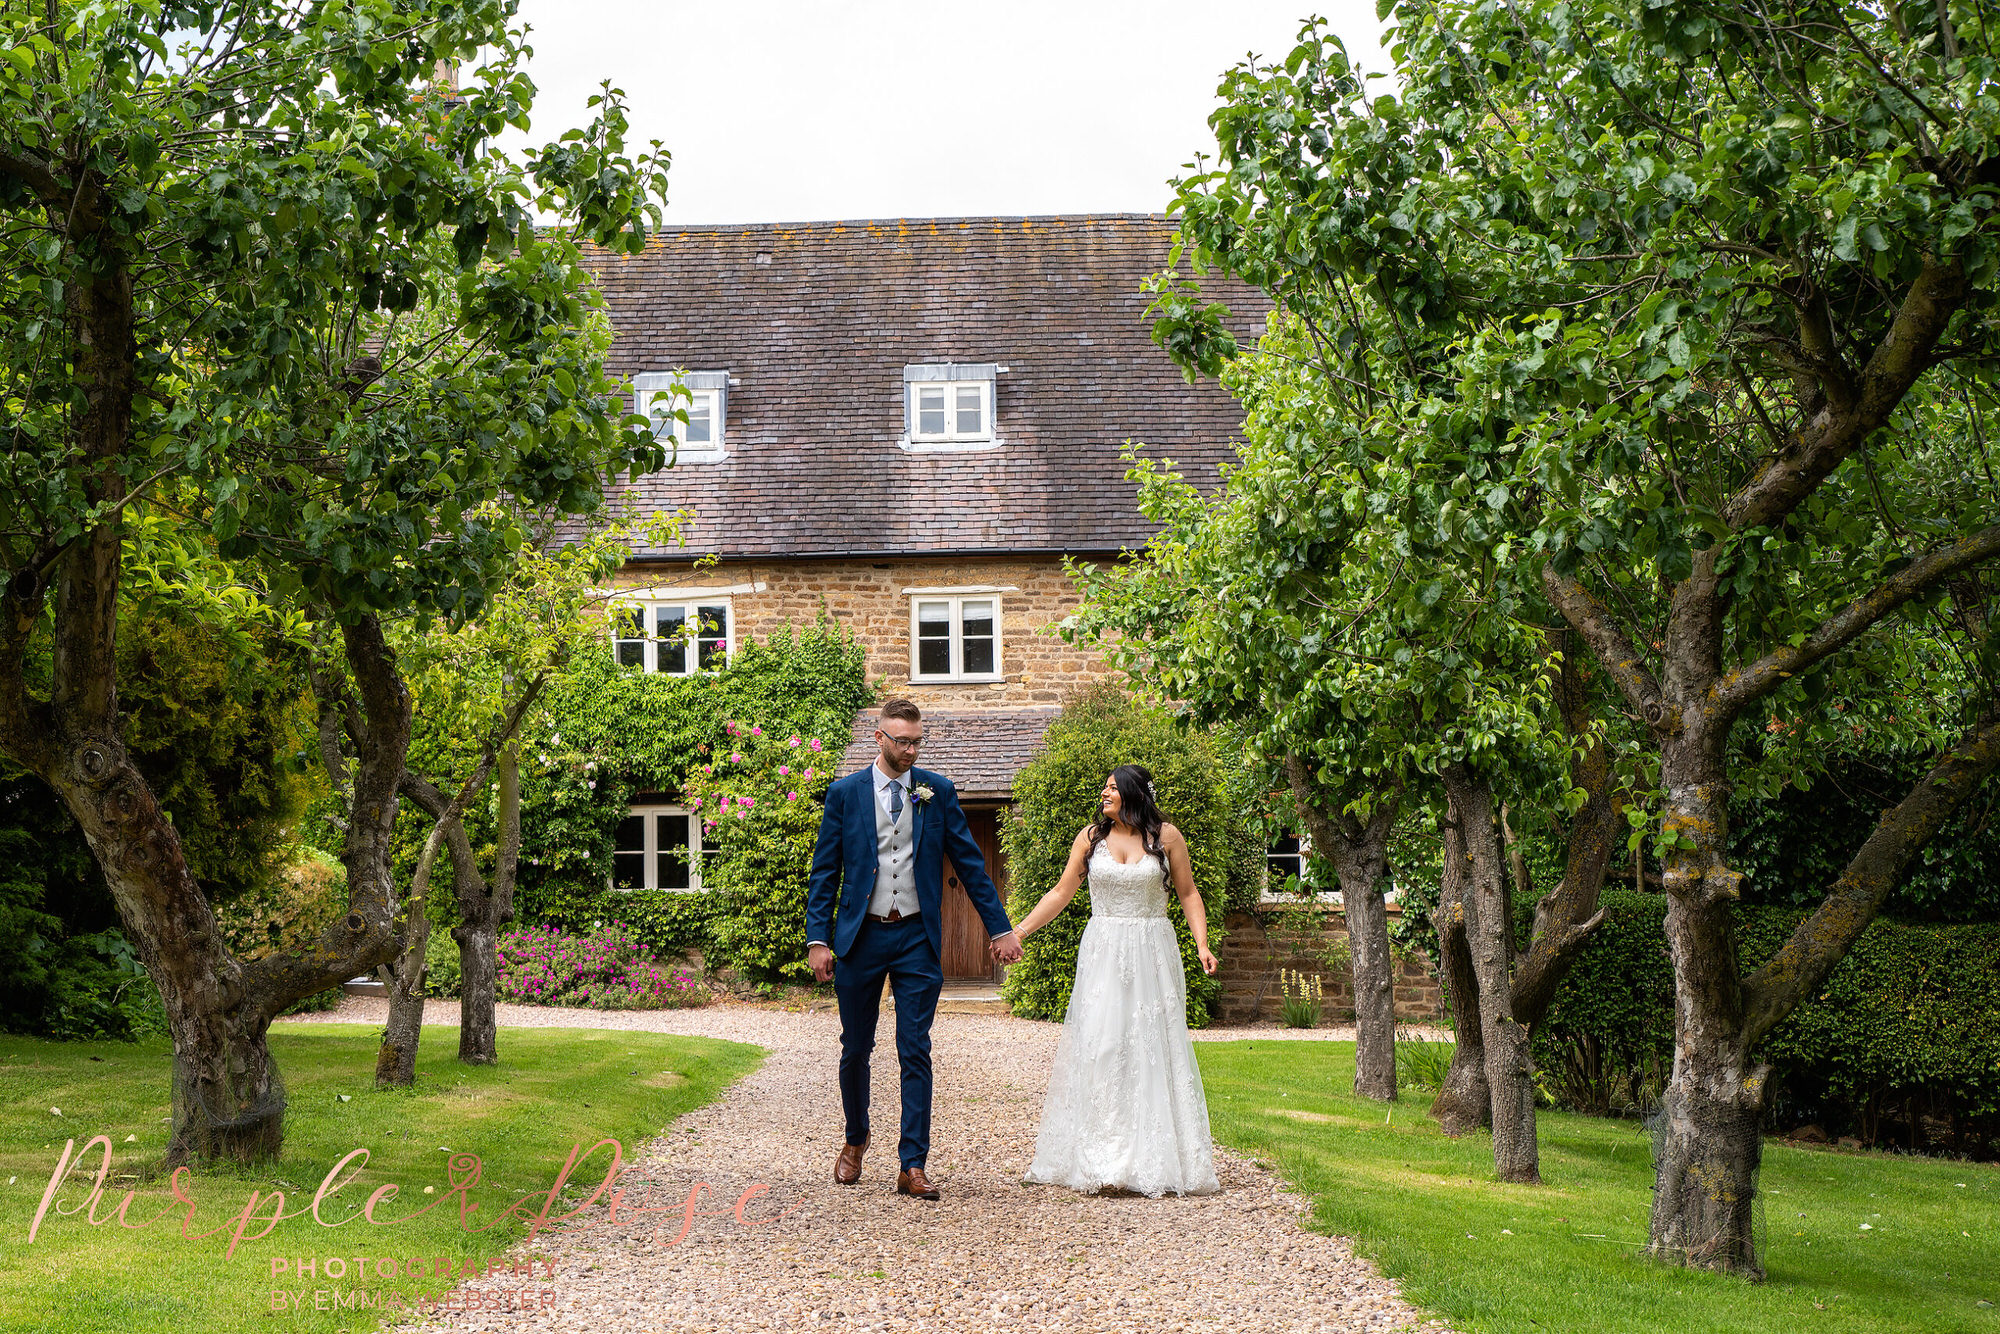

{"left": 580, "top": 213, "right": 1273, "bottom": 985}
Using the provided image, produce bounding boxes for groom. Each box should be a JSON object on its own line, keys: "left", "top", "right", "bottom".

{"left": 806, "top": 697, "right": 1021, "bottom": 1200}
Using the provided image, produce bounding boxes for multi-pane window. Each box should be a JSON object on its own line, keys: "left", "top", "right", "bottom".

{"left": 613, "top": 805, "right": 702, "bottom": 892}
{"left": 656, "top": 388, "right": 719, "bottom": 450}
{"left": 903, "top": 364, "right": 997, "bottom": 446}
{"left": 911, "top": 595, "right": 1000, "bottom": 680}
{"left": 913, "top": 382, "right": 987, "bottom": 440}
{"left": 1266, "top": 833, "right": 1307, "bottom": 892}
{"left": 612, "top": 600, "right": 731, "bottom": 674}
{"left": 633, "top": 371, "right": 728, "bottom": 461}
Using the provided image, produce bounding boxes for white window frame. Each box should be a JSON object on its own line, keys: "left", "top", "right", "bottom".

{"left": 611, "top": 804, "right": 704, "bottom": 893}
{"left": 634, "top": 371, "right": 729, "bottom": 463}
{"left": 1266, "top": 832, "right": 1309, "bottom": 892}
{"left": 611, "top": 598, "right": 733, "bottom": 675}
{"left": 1254, "top": 830, "right": 1398, "bottom": 907}
{"left": 901, "top": 362, "right": 1001, "bottom": 451}
{"left": 909, "top": 594, "right": 1002, "bottom": 682}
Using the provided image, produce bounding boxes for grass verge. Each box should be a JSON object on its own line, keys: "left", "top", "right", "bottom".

{"left": 0, "top": 1023, "right": 762, "bottom": 1334}
{"left": 1198, "top": 1039, "right": 1998, "bottom": 1334}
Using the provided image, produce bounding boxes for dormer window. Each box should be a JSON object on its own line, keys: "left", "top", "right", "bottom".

{"left": 635, "top": 370, "right": 729, "bottom": 463}
{"left": 902, "top": 363, "right": 1000, "bottom": 450}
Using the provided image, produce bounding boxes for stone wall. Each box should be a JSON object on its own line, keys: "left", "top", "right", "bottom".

{"left": 614, "top": 554, "right": 1117, "bottom": 709}
{"left": 1213, "top": 906, "right": 1444, "bottom": 1026}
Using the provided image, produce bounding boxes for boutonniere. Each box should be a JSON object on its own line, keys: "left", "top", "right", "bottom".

{"left": 911, "top": 783, "right": 936, "bottom": 805}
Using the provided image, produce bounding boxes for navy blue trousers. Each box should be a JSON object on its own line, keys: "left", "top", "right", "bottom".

{"left": 833, "top": 915, "right": 942, "bottom": 1170}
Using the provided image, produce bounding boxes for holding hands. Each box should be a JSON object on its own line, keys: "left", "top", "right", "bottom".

{"left": 988, "top": 930, "right": 1023, "bottom": 966}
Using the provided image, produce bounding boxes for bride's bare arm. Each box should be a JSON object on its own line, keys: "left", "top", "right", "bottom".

{"left": 1012, "top": 827, "right": 1093, "bottom": 941}
{"left": 1163, "top": 825, "right": 1218, "bottom": 972}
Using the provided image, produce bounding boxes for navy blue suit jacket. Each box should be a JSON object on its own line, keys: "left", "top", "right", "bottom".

{"left": 806, "top": 765, "right": 1012, "bottom": 961}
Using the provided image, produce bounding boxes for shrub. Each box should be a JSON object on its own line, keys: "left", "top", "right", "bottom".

{"left": 214, "top": 847, "right": 347, "bottom": 959}
{"left": 682, "top": 723, "right": 838, "bottom": 983}
{"left": 423, "top": 927, "right": 463, "bottom": 999}
{"left": 1395, "top": 1030, "right": 1455, "bottom": 1092}
{"left": 999, "top": 682, "right": 1247, "bottom": 1027}
{"left": 495, "top": 922, "right": 708, "bottom": 1009}
{"left": 1535, "top": 890, "right": 2000, "bottom": 1151}
{"left": 1530, "top": 891, "right": 1676, "bottom": 1115}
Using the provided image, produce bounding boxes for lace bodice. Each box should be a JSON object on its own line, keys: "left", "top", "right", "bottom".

{"left": 1087, "top": 842, "right": 1169, "bottom": 918}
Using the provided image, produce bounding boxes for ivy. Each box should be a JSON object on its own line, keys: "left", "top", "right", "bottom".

{"left": 511, "top": 618, "right": 872, "bottom": 978}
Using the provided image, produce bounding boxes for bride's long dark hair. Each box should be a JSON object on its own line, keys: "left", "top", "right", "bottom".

{"left": 1089, "top": 764, "right": 1169, "bottom": 873}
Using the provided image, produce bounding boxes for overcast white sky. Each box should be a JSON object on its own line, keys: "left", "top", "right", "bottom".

{"left": 501, "top": 1, "right": 1393, "bottom": 225}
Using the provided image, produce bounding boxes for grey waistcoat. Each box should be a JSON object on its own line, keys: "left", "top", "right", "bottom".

{"left": 869, "top": 779, "right": 920, "bottom": 917}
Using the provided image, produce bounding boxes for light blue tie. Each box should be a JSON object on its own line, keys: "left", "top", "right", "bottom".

{"left": 889, "top": 779, "right": 904, "bottom": 823}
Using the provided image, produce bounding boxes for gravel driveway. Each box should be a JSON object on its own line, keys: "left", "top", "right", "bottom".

{"left": 283, "top": 998, "right": 1449, "bottom": 1334}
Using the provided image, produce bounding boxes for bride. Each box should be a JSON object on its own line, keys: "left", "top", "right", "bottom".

{"left": 1009, "top": 764, "right": 1221, "bottom": 1197}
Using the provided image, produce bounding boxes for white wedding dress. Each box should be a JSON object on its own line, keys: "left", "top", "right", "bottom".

{"left": 1023, "top": 842, "right": 1221, "bottom": 1197}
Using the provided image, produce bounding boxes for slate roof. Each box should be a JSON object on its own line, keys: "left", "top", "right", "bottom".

{"left": 837, "top": 707, "right": 1063, "bottom": 801}
{"left": 585, "top": 215, "right": 1267, "bottom": 560}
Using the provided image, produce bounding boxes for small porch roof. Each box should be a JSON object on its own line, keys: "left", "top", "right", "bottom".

{"left": 836, "top": 707, "right": 1062, "bottom": 802}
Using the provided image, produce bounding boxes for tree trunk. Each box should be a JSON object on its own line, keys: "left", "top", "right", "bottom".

{"left": 1442, "top": 763, "right": 1540, "bottom": 1184}
{"left": 457, "top": 913, "right": 501, "bottom": 1063}
{"left": 1641, "top": 709, "right": 1765, "bottom": 1270}
{"left": 58, "top": 260, "right": 287, "bottom": 1160}
{"left": 1648, "top": 1071, "right": 1766, "bottom": 1275}
{"left": 1283, "top": 756, "right": 1399, "bottom": 1101}
{"left": 0, "top": 253, "right": 404, "bottom": 1163}
{"left": 1429, "top": 805, "right": 1490, "bottom": 1134}
{"left": 461, "top": 736, "right": 522, "bottom": 1065}
{"left": 1646, "top": 899, "right": 1769, "bottom": 1277}
{"left": 376, "top": 761, "right": 486, "bottom": 1085}
{"left": 375, "top": 915, "right": 429, "bottom": 1087}
{"left": 1335, "top": 840, "right": 1398, "bottom": 1102}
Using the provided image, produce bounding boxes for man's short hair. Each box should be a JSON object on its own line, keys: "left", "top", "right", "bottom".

{"left": 879, "top": 697, "right": 922, "bottom": 725}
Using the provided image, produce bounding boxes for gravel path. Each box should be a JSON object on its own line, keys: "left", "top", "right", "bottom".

{"left": 282, "top": 998, "right": 1450, "bottom": 1334}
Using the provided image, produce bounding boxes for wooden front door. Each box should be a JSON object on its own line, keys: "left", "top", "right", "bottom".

{"left": 939, "top": 807, "right": 1007, "bottom": 981}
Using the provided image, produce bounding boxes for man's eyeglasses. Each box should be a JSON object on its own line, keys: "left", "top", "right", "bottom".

{"left": 878, "top": 732, "right": 923, "bottom": 751}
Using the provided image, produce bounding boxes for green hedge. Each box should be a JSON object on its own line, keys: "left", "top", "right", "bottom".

{"left": 999, "top": 683, "right": 1253, "bottom": 1028}
{"left": 1535, "top": 891, "right": 2000, "bottom": 1148}
{"left": 511, "top": 618, "right": 872, "bottom": 978}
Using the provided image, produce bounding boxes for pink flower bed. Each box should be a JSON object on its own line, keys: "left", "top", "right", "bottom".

{"left": 495, "top": 923, "right": 709, "bottom": 1010}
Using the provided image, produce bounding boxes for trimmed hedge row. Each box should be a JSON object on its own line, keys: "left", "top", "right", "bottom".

{"left": 1535, "top": 891, "right": 2000, "bottom": 1151}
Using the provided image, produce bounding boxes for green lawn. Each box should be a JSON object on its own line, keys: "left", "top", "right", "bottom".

{"left": 1198, "top": 1039, "right": 1999, "bottom": 1334}
{"left": 0, "top": 1024, "right": 762, "bottom": 1334}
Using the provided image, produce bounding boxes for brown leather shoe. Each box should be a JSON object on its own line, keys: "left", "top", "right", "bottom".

{"left": 834, "top": 1135, "right": 867, "bottom": 1185}
{"left": 896, "top": 1166, "right": 940, "bottom": 1200}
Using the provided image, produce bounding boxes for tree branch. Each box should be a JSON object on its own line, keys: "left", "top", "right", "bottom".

{"left": 1739, "top": 705, "right": 2000, "bottom": 1051}
{"left": 1715, "top": 523, "right": 2000, "bottom": 717}
{"left": 1511, "top": 636, "right": 1618, "bottom": 1025}
{"left": 1730, "top": 257, "right": 1968, "bottom": 532}
{"left": 0, "top": 148, "right": 66, "bottom": 204}
{"left": 1541, "top": 564, "right": 1668, "bottom": 726}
